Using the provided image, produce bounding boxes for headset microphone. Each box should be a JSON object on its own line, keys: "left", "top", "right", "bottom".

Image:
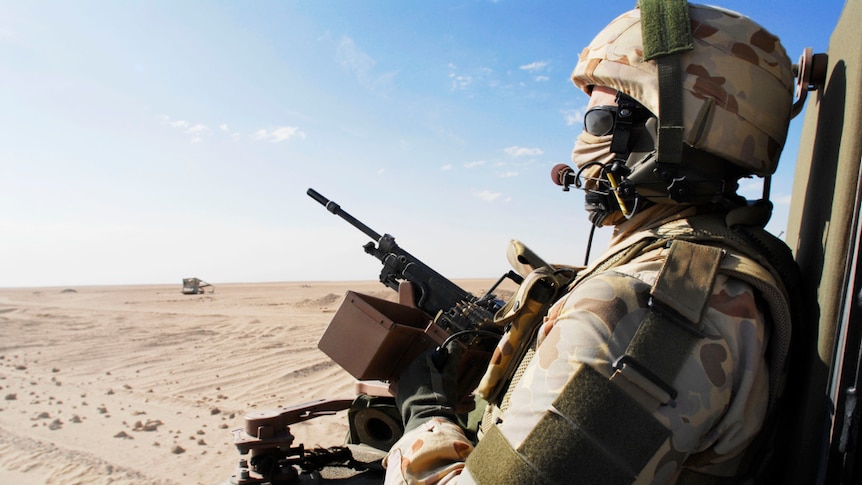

{"left": 551, "top": 163, "right": 577, "bottom": 191}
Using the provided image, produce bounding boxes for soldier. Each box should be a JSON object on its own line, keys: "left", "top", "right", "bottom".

{"left": 384, "top": 1, "right": 796, "bottom": 483}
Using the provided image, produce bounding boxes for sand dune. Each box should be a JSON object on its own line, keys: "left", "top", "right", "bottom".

{"left": 0, "top": 279, "right": 505, "bottom": 484}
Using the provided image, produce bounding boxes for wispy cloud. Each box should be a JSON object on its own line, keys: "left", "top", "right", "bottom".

{"left": 448, "top": 64, "right": 473, "bottom": 90}
{"left": 160, "top": 115, "right": 211, "bottom": 143}
{"left": 504, "top": 146, "right": 543, "bottom": 157}
{"left": 449, "top": 60, "right": 548, "bottom": 95}
{"left": 465, "top": 160, "right": 486, "bottom": 169}
{"left": 254, "top": 126, "right": 307, "bottom": 143}
{"left": 447, "top": 63, "right": 496, "bottom": 92}
{"left": 219, "top": 123, "right": 241, "bottom": 140}
{"left": 497, "top": 171, "right": 519, "bottom": 178}
{"left": 165, "top": 118, "right": 188, "bottom": 129}
{"left": 337, "top": 35, "right": 375, "bottom": 80}
{"left": 520, "top": 61, "right": 551, "bottom": 83}
{"left": 186, "top": 124, "right": 208, "bottom": 135}
{"left": 520, "top": 61, "right": 548, "bottom": 72}
{"left": 161, "top": 115, "right": 303, "bottom": 144}
{"left": 441, "top": 164, "right": 453, "bottom": 171}
{"left": 450, "top": 73, "right": 473, "bottom": 90}
{"left": 474, "top": 190, "right": 502, "bottom": 202}
{"left": 336, "top": 35, "right": 397, "bottom": 93}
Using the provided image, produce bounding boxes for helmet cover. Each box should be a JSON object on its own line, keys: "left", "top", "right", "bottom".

{"left": 571, "top": 3, "right": 794, "bottom": 176}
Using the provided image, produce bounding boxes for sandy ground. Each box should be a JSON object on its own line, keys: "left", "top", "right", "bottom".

{"left": 0, "top": 279, "right": 506, "bottom": 485}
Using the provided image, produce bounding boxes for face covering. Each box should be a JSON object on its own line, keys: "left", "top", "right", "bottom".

{"left": 570, "top": 132, "right": 626, "bottom": 226}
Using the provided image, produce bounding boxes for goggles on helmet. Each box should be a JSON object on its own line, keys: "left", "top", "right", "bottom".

{"left": 583, "top": 106, "right": 617, "bottom": 136}
{"left": 583, "top": 93, "right": 652, "bottom": 137}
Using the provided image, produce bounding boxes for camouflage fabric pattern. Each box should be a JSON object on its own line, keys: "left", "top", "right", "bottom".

{"left": 383, "top": 417, "right": 472, "bottom": 484}
{"left": 383, "top": 237, "right": 771, "bottom": 483}
{"left": 571, "top": 4, "right": 794, "bottom": 176}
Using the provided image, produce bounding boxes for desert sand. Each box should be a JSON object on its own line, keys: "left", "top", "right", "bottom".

{"left": 0, "top": 278, "right": 507, "bottom": 485}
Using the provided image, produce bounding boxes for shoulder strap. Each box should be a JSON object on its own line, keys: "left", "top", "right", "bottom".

{"left": 610, "top": 240, "right": 723, "bottom": 410}
{"left": 638, "top": 0, "right": 694, "bottom": 165}
{"left": 680, "top": 215, "right": 796, "bottom": 408}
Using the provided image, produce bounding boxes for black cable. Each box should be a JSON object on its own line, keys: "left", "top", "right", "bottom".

{"left": 438, "top": 329, "right": 502, "bottom": 350}
{"left": 584, "top": 224, "right": 596, "bottom": 266}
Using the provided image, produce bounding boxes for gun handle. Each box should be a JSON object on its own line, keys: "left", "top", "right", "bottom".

{"left": 421, "top": 323, "right": 493, "bottom": 408}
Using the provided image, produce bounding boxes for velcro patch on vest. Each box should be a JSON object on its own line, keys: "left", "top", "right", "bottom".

{"left": 466, "top": 425, "right": 547, "bottom": 485}
{"left": 623, "top": 307, "right": 701, "bottom": 399}
{"left": 467, "top": 365, "right": 670, "bottom": 484}
{"left": 652, "top": 240, "right": 723, "bottom": 323}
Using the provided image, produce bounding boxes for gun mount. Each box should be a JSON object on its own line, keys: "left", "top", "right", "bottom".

{"left": 230, "top": 399, "right": 364, "bottom": 484}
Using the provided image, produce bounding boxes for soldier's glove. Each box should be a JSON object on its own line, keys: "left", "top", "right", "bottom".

{"left": 396, "top": 340, "right": 463, "bottom": 433}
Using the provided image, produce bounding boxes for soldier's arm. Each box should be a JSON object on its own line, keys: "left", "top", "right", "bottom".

{"left": 465, "top": 268, "right": 769, "bottom": 483}
{"left": 381, "top": 267, "right": 769, "bottom": 483}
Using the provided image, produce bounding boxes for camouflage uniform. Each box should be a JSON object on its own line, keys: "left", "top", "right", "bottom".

{"left": 383, "top": 208, "right": 780, "bottom": 484}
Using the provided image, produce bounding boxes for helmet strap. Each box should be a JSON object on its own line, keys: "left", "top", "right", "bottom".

{"left": 638, "top": 0, "right": 694, "bottom": 165}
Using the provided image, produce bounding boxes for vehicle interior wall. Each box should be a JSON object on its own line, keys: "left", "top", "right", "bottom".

{"left": 786, "top": 0, "right": 862, "bottom": 481}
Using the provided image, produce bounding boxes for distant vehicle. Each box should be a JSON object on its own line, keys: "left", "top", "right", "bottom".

{"left": 182, "top": 278, "right": 213, "bottom": 295}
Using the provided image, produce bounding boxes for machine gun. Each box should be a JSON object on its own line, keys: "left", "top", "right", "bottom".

{"left": 307, "top": 188, "right": 521, "bottom": 394}
{"left": 306, "top": 188, "right": 520, "bottom": 320}
{"left": 227, "top": 189, "right": 524, "bottom": 484}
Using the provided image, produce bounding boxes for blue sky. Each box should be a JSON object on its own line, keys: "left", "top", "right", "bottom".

{"left": 0, "top": 1, "right": 847, "bottom": 287}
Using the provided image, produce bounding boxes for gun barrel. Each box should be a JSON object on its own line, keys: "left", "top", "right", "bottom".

{"left": 307, "top": 188, "right": 383, "bottom": 242}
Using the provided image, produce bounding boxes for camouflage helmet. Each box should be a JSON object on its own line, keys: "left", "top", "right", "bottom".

{"left": 571, "top": 3, "right": 794, "bottom": 176}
